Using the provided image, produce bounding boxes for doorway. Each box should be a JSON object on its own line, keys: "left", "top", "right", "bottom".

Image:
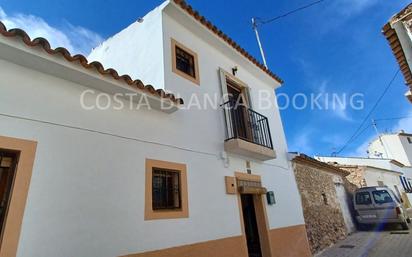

{"left": 241, "top": 194, "right": 262, "bottom": 257}
{"left": 0, "top": 151, "right": 18, "bottom": 237}
{"left": 226, "top": 79, "right": 253, "bottom": 141}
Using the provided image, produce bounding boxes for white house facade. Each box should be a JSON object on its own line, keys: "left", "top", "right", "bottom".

{"left": 368, "top": 132, "right": 412, "bottom": 166}
{"left": 316, "top": 156, "right": 412, "bottom": 206}
{"left": 0, "top": 1, "right": 310, "bottom": 257}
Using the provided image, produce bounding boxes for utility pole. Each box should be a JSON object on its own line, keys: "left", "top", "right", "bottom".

{"left": 372, "top": 119, "right": 389, "bottom": 158}
{"left": 251, "top": 18, "right": 268, "bottom": 69}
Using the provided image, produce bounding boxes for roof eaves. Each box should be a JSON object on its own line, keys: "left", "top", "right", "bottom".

{"left": 0, "top": 21, "right": 184, "bottom": 105}
{"left": 382, "top": 4, "right": 412, "bottom": 90}
{"left": 293, "top": 154, "right": 350, "bottom": 177}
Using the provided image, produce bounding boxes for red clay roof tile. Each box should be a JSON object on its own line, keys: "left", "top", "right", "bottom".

{"left": 0, "top": 21, "right": 184, "bottom": 105}
{"left": 173, "top": 0, "right": 284, "bottom": 84}
{"left": 382, "top": 3, "right": 412, "bottom": 90}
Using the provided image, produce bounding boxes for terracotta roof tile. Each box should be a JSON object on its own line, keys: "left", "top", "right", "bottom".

{"left": 173, "top": 0, "right": 284, "bottom": 84}
{"left": 0, "top": 21, "right": 184, "bottom": 105}
{"left": 382, "top": 3, "right": 412, "bottom": 90}
{"left": 293, "top": 154, "right": 351, "bottom": 177}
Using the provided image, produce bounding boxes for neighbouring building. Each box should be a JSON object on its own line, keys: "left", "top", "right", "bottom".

{"left": 290, "top": 153, "right": 356, "bottom": 254}
{"left": 368, "top": 131, "right": 412, "bottom": 167}
{"left": 0, "top": 1, "right": 311, "bottom": 257}
{"left": 316, "top": 156, "right": 412, "bottom": 207}
{"left": 382, "top": 3, "right": 412, "bottom": 103}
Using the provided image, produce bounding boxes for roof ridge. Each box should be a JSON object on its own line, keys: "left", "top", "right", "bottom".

{"left": 0, "top": 21, "right": 184, "bottom": 105}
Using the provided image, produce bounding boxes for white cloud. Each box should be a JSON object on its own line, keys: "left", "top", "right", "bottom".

{"left": 289, "top": 130, "right": 314, "bottom": 154}
{"left": 335, "top": 0, "right": 379, "bottom": 17}
{"left": 316, "top": 80, "right": 354, "bottom": 122}
{"left": 0, "top": 7, "right": 103, "bottom": 55}
{"left": 317, "top": 0, "right": 380, "bottom": 33}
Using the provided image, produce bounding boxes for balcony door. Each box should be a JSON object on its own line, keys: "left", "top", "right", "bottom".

{"left": 226, "top": 78, "right": 253, "bottom": 142}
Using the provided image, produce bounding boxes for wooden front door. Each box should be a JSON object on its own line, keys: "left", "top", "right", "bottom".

{"left": 0, "top": 151, "right": 18, "bottom": 236}
{"left": 241, "top": 194, "right": 262, "bottom": 257}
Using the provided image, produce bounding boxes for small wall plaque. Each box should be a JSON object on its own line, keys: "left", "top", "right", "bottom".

{"left": 266, "top": 191, "right": 275, "bottom": 205}
{"left": 225, "top": 176, "right": 236, "bottom": 194}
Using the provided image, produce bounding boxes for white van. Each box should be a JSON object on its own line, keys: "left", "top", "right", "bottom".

{"left": 354, "top": 186, "right": 410, "bottom": 230}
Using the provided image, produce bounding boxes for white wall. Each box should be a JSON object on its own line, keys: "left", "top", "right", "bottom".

{"left": 368, "top": 134, "right": 412, "bottom": 166}
{"left": 317, "top": 156, "right": 412, "bottom": 201}
{"left": 0, "top": 3, "right": 305, "bottom": 255}
{"left": 399, "top": 134, "right": 412, "bottom": 166}
{"left": 334, "top": 181, "right": 356, "bottom": 234}
{"left": 363, "top": 167, "right": 402, "bottom": 195}
{"left": 161, "top": 5, "right": 304, "bottom": 230}
{"left": 0, "top": 59, "right": 243, "bottom": 257}
{"left": 87, "top": 2, "right": 167, "bottom": 89}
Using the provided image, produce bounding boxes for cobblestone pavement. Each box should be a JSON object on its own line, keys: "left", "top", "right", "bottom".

{"left": 316, "top": 225, "right": 412, "bottom": 257}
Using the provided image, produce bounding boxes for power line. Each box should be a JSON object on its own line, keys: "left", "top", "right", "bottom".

{"left": 374, "top": 116, "right": 412, "bottom": 121}
{"left": 336, "top": 69, "right": 400, "bottom": 155}
{"left": 331, "top": 124, "right": 372, "bottom": 156}
{"left": 0, "top": 112, "right": 292, "bottom": 171}
{"left": 251, "top": 0, "right": 327, "bottom": 66}
{"left": 256, "top": 0, "right": 326, "bottom": 25}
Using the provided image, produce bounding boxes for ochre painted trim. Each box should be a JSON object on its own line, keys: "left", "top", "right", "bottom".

{"left": 118, "top": 224, "right": 310, "bottom": 257}
{"left": 0, "top": 135, "right": 37, "bottom": 257}
{"left": 225, "top": 176, "right": 236, "bottom": 194}
{"left": 235, "top": 171, "right": 273, "bottom": 257}
{"left": 220, "top": 69, "right": 251, "bottom": 106}
{"left": 144, "top": 159, "right": 188, "bottom": 220}
{"left": 235, "top": 171, "right": 261, "bottom": 182}
{"left": 253, "top": 194, "right": 273, "bottom": 257}
{"left": 171, "top": 38, "right": 200, "bottom": 85}
{"left": 119, "top": 235, "right": 248, "bottom": 257}
{"left": 269, "top": 224, "right": 312, "bottom": 257}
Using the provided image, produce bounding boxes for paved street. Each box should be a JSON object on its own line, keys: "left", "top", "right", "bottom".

{"left": 317, "top": 226, "right": 412, "bottom": 257}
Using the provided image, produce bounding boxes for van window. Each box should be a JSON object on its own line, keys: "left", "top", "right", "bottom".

{"left": 355, "top": 192, "right": 372, "bottom": 205}
{"left": 372, "top": 190, "right": 393, "bottom": 204}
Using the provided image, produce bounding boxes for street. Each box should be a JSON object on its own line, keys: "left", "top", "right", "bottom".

{"left": 317, "top": 226, "right": 412, "bottom": 257}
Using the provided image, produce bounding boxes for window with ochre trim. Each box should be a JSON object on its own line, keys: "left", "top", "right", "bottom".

{"left": 171, "top": 39, "right": 200, "bottom": 85}
{"left": 145, "top": 159, "right": 189, "bottom": 220}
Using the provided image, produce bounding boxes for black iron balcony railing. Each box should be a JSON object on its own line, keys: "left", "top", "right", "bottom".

{"left": 222, "top": 100, "right": 273, "bottom": 149}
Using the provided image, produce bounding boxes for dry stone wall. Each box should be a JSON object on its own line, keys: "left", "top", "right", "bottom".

{"left": 293, "top": 162, "right": 348, "bottom": 254}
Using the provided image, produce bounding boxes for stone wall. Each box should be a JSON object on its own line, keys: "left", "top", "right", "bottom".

{"left": 338, "top": 166, "right": 366, "bottom": 188}
{"left": 293, "top": 162, "right": 348, "bottom": 254}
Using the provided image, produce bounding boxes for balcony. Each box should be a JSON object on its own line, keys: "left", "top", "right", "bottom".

{"left": 222, "top": 101, "right": 276, "bottom": 161}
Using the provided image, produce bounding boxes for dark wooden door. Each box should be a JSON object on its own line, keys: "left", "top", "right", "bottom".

{"left": 241, "top": 194, "right": 262, "bottom": 257}
{"left": 0, "top": 151, "right": 18, "bottom": 234}
{"left": 226, "top": 80, "right": 252, "bottom": 141}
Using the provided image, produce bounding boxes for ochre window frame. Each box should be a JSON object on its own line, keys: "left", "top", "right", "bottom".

{"left": 145, "top": 159, "right": 188, "bottom": 220}
{"left": 171, "top": 38, "right": 200, "bottom": 85}
{"left": 0, "top": 136, "right": 37, "bottom": 257}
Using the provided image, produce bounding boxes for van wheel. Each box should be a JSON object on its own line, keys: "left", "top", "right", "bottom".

{"left": 407, "top": 217, "right": 411, "bottom": 224}
{"left": 401, "top": 222, "right": 409, "bottom": 230}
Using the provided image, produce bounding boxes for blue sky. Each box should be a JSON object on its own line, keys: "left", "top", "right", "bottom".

{"left": 0, "top": 0, "right": 411, "bottom": 157}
